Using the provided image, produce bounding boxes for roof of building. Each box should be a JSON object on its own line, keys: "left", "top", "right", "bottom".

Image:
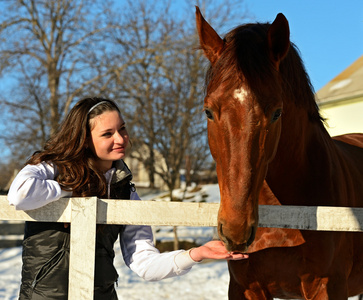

{"left": 316, "top": 55, "right": 363, "bottom": 106}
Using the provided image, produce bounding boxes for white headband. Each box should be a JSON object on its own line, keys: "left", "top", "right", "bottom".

{"left": 87, "top": 101, "right": 108, "bottom": 114}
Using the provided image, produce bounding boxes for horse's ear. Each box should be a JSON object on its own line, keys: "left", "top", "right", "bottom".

{"left": 195, "top": 6, "right": 225, "bottom": 65}
{"left": 267, "top": 13, "right": 290, "bottom": 69}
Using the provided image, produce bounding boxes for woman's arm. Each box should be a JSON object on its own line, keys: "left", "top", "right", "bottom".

{"left": 121, "top": 225, "right": 248, "bottom": 281}
{"left": 121, "top": 192, "right": 248, "bottom": 281}
{"left": 120, "top": 224, "right": 193, "bottom": 281}
{"left": 7, "top": 162, "right": 72, "bottom": 210}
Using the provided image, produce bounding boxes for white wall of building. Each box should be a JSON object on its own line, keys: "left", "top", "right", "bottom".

{"left": 319, "top": 100, "right": 363, "bottom": 137}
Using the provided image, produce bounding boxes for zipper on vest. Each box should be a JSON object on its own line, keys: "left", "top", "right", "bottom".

{"left": 105, "top": 168, "right": 115, "bottom": 198}
{"left": 30, "top": 248, "right": 65, "bottom": 290}
{"left": 31, "top": 279, "right": 37, "bottom": 288}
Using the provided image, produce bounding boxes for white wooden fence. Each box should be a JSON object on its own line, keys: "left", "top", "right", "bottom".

{"left": 1, "top": 195, "right": 363, "bottom": 299}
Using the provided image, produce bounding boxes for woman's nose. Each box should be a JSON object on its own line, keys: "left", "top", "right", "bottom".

{"left": 116, "top": 131, "right": 129, "bottom": 143}
{"left": 114, "top": 132, "right": 124, "bottom": 143}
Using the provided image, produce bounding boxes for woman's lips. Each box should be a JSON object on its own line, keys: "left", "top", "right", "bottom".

{"left": 112, "top": 146, "right": 125, "bottom": 152}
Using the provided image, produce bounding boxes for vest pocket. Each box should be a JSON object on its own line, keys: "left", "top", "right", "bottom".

{"left": 31, "top": 247, "right": 68, "bottom": 289}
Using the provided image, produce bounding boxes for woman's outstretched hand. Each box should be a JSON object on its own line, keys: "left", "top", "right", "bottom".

{"left": 189, "top": 240, "right": 249, "bottom": 262}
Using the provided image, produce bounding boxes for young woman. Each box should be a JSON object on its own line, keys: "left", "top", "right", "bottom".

{"left": 8, "top": 97, "right": 247, "bottom": 299}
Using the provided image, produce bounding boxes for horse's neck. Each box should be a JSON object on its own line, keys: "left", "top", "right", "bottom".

{"left": 266, "top": 111, "right": 334, "bottom": 205}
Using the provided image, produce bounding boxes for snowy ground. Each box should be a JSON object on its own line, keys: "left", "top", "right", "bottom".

{"left": 0, "top": 241, "right": 232, "bottom": 300}
{"left": 0, "top": 184, "right": 360, "bottom": 299}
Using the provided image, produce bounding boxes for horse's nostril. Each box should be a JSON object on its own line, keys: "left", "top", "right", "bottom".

{"left": 218, "top": 223, "right": 228, "bottom": 244}
{"left": 247, "top": 226, "right": 256, "bottom": 247}
{"left": 219, "top": 223, "right": 223, "bottom": 236}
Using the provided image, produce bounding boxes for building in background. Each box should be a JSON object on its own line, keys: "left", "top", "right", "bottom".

{"left": 316, "top": 55, "right": 363, "bottom": 137}
{"left": 124, "top": 145, "right": 168, "bottom": 195}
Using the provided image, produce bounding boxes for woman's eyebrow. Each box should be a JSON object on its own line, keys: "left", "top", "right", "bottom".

{"left": 99, "top": 128, "right": 113, "bottom": 133}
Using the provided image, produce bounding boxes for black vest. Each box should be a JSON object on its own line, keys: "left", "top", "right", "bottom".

{"left": 19, "top": 179, "right": 133, "bottom": 300}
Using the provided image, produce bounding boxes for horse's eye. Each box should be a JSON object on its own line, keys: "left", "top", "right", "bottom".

{"left": 272, "top": 109, "right": 282, "bottom": 122}
{"left": 204, "top": 108, "right": 214, "bottom": 120}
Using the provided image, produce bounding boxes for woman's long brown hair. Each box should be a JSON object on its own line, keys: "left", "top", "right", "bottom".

{"left": 27, "top": 97, "right": 121, "bottom": 198}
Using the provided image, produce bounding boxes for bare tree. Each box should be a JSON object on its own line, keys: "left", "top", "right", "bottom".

{"left": 0, "top": 0, "right": 248, "bottom": 170}
{"left": 0, "top": 0, "right": 119, "bottom": 159}
{"left": 110, "top": 0, "right": 244, "bottom": 189}
{"left": 106, "top": 0, "right": 246, "bottom": 249}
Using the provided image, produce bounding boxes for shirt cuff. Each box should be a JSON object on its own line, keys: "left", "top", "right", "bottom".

{"left": 174, "top": 249, "right": 200, "bottom": 270}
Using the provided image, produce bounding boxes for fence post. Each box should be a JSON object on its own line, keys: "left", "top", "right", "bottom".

{"left": 68, "top": 197, "right": 97, "bottom": 299}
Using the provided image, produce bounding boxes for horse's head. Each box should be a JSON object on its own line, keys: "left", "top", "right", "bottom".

{"left": 196, "top": 7, "right": 290, "bottom": 252}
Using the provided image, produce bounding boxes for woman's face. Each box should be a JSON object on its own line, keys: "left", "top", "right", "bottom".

{"left": 89, "top": 110, "right": 129, "bottom": 172}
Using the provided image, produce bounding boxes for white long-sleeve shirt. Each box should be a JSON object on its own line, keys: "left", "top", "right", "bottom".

{"left": 8, "top": 162, "right": 197, "bottom": 281}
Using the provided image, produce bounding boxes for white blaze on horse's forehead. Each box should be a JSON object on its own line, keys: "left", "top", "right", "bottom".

{"left": 233, "top": 87, "right": 249, "bottom": 103}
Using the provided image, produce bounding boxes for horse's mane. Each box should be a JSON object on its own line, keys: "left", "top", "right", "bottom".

{"left": 205, "top": 22, "right": 323, "bottom": 123}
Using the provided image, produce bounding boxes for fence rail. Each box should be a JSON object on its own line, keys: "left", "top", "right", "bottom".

{"left": 1, "top": 195, "right": 363, "bottom": 299}
{"left": 0, "top": 221, "right": 24, "bottom": 248}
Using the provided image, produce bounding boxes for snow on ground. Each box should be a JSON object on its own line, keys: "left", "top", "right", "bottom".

{"left": 0, "top": 242, "right": 232, "bottom": 300}
{"left": 0, "top": 247, "right": 22, "bottom": 299}
{"left": 0, "top": 184, "right": 360, "bottom": 299}
{"left": 114, "top": 244, "right": 231, "bottom": 300}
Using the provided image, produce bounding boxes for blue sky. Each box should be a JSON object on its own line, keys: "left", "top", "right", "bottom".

{"left": 242, "top": 0, "right": 363, "bottom": 91}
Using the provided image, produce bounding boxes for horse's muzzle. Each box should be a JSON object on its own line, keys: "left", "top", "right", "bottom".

{"left": 219, "top": 222, "right": 256, "bottom": 253}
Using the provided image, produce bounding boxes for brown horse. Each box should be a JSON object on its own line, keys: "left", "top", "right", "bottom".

{"left": 196, "top": 7, "right": 363, "bottom": 300}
